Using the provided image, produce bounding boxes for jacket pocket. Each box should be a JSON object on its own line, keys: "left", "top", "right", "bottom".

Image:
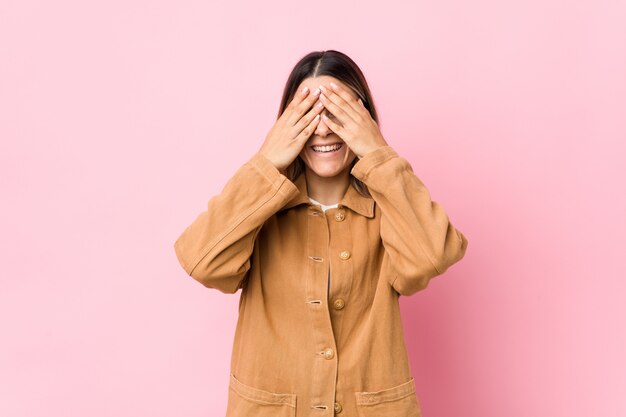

{"left": 227, "top": 372, "right": 296, "bottom": 417}
{"left": 354, "top": 377, "right": 422, "bottom": 417}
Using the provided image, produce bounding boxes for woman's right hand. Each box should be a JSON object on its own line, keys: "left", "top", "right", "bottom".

{"left": 259, "top": 86, "right": 324, "bottom": 172}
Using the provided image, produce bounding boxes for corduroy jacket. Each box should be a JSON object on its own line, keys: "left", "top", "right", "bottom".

{"left": 173, "top": 145, "right": 469, "bottom": 417}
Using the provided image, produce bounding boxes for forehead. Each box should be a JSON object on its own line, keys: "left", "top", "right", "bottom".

{"left": 297, "top": 76, "right": 358, "bottom": 99}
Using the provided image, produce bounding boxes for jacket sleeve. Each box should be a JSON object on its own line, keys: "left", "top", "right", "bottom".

{"left": 173, "top": 152, "right": 301, "bottom": 294}
{"left": 351, "top": 145, "right": 469, "bottom": 296}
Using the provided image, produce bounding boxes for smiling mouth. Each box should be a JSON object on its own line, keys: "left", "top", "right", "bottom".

{"left": 310, "top": 143, "right": 343, "bottom": 153}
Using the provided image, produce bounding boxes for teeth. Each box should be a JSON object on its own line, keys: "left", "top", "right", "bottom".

{"left": 312, "top": 144, "right": 342, "bottom": 152}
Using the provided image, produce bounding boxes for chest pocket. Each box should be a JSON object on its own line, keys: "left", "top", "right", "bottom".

{"left": 354, "top": 377, "right": 422, "bottom": 417}
{"left": 227, "top": 373, "right": 296, "bottom": 417}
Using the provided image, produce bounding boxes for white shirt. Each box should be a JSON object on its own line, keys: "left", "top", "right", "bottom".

{"left": 308, "top": 196, "right": 338, "bottom": 213}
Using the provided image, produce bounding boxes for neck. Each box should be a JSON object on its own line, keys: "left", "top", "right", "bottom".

{"left": 304, "top": 167, "right": 351, "bottom": 206}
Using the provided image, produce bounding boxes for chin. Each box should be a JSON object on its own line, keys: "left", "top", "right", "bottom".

{"left": 308, "top": 165, "right": 347, "bottom": 178}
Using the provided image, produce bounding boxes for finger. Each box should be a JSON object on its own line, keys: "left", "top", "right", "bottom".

{"left": 320, "top": 84, "right": 361, "bottom": 123}
{"left": 319, "top": 90, "right": 354, "bottom": 126}
{"left": 283, "top": 86, "right": 309, "bottom": 114}
{"left": 294, "top": 113, "right": 321, "bottom": 144}
{"left": 358, "top": 98, "right": 374, "bottom": 120}
{"left": 328, "top": 81, "right": 365, "bottom": 117}
{"left": 321, "top": 113, "right": 344, "bottom": 136}
{"left": 281, "top": 86, "right": 313, "bottom": 124}
{"left": 293, "top": 99, "right": 324, "bottom": 134}
{"left": 286, "top": 87, "right": 321, "bottom": 126}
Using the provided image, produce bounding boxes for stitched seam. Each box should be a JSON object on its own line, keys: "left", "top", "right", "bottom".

{"left": 374, "top": 157, "right": 443, "bottom": 276}
{"left": 188, "top": 165, "right": 286, "bottom": 275}
{"left": 229, "top": 385, "right": 296, "bottom": 407}
{"left": 234, "top": 225, "right": 263, "bottom": 291}
{"left": 408, "top": 224, "right": 443, "bottom": 276}
{"left": 251, "top": 158, "right": 283, "bottom": 189}
{"left": 413, "top": 234, "right": 442, "bottom": 276}
{"left": 354, "top": 148, "right": 398, "bottom": 180}
{"left": 356, "top": 389, "right": 415, "bottom": 406}
{"left": 361, "top": 154, "right": 398, "bottom": 180}
{"left": 390, "top": 274, "right": 399, "bottom": 291}
{"left": 381, "top": 207, "right": 442, "bottom": 278}
{"left": 355, "top": 379, "right": 416, "bottom": 405}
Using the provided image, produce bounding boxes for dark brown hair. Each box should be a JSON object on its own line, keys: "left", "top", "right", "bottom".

{"left": 278, "top": 50, "right": 380, "bottom": 199}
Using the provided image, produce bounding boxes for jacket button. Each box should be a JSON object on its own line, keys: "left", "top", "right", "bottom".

{"left": 333, "top": 298, "right": 345, "bottom": 310}
{"left": 334, "top": 211, "right": 345, "bottom": 221}
{"left": 334, "top": 401, "right": 343, "bottom": 413}
{"left": 339, "top": 250, "right": 351, "bottom": 260}
{"left": 321, "top": 348, "right": 334, "bottom": 359}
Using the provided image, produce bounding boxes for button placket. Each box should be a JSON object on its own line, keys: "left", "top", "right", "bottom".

{"left": 326, "top": 206, "right": 355, "bottom": 372}
{"left": 305, "top": 203, "right": 338, "bottom": 410}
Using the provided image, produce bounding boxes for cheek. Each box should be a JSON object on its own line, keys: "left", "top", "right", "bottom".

{"left": 345, "top": 148, "right": 357, "bottom": 164}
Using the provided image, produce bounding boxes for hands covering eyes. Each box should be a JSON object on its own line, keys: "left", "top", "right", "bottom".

{"left": 259, "top": 81, "right": 388, "bottom": 172}
{"left": 316, "top": 82, "right": 388, "bottom": 159}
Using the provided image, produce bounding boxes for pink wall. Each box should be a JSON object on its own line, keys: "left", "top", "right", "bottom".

{"left": 1, "top": 0, "right": 624, "bottom": 416}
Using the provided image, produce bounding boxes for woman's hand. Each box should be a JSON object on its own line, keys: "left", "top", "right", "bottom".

{"left": 317, "top": 82, "right": 388, "bottom": 159}
{"left": 259, "top": 86, "right": 324, "bottom": 171}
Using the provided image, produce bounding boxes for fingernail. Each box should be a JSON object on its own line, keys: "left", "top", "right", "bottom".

{"left": 301, "top": 86, "right": 309, "bottom": 96}
{"left": 319, "top": 85, "right": 327, "bottom": 92}
{"left": 313, "top": 88, "right": 321, "bottom": 96}
{"left": 330, "top": 82, "right": 338, "bottom": 89}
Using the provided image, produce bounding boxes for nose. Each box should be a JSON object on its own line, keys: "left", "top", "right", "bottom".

{"left": 314, "top": 109, "right": 333, "bottom": 137}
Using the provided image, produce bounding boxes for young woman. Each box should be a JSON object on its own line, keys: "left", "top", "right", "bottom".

{"left": 174, "top": 50, "right": 468, "bottom": 417}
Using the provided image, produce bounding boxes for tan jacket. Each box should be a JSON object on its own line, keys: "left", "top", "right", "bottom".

{"left": 174, "top": 145, "right": 468, "bottom": 417}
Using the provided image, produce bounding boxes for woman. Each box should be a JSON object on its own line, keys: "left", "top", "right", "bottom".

{"left": 174, "top": 50, "right": 469, "bottom": 417}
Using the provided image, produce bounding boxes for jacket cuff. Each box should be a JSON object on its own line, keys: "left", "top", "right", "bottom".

{"left": 351, "top": 145, "right": 400, "bottom": 181}
{"left": 246, "top": 152, "right": 299, "bottom": 198}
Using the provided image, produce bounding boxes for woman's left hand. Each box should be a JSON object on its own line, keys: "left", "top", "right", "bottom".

{"left": 318, "top": 82, "right": 389, "bottom": 159}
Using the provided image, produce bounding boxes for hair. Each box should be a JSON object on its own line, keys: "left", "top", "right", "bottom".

{"left": 277, "top": 50, "right": 380, "bottom": 199}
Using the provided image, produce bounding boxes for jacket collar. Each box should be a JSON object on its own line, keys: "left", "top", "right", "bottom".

{"left": 280, "top": 172, "right": 375, "bottom": 218}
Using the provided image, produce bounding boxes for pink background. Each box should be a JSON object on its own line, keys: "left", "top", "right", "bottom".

{"left": 1, "top": 0, "right": 625, "bottom": 416}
